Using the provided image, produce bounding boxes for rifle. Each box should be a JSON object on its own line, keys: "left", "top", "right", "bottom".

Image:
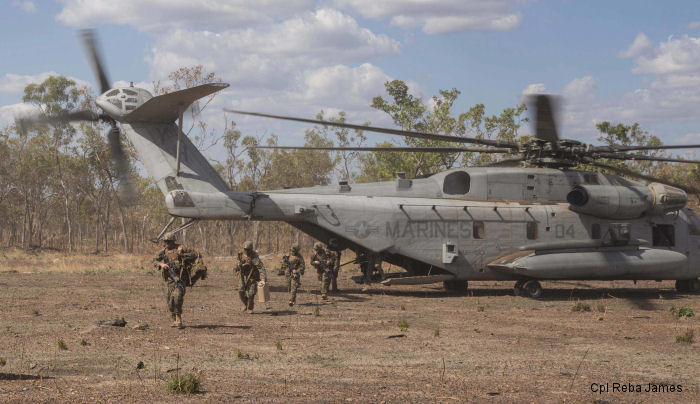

{"left": 282, "top": 255, "right": 300, "bottom": 277}
{"left": 159, "top": 252, "right": 185, "bottom": 293}
{"left": 237, "top": 252, "right": 254, "bottom": 285}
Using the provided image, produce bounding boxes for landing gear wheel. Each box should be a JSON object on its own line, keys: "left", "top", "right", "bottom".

{"left": 443, "top": 280, "right": 468, "bottom": 293}
{"left": 522, "top": 280, "right": 543, "bottom": 299}
{"left": 513, "top": 280, "right": 526, "bottom": 296}
{"left": 679, "top": 278, "right": 700, "bottom": 293}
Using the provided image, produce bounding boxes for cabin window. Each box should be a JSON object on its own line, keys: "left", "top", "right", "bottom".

{"left": 526, "top": 222, "right": 538, "bottom": 240}
{"left": 473, "top": 221, "right": 485, "bottom": 239}
{"left": 123, "top": 89, "right": 138, "bottom": 96}
{"left": 108, "top": 99, "right": 122, "bottom": 109}
{"left": 652, "top": 224, "right": 675, "bottom": 247}
{"left": 591, "top": 223, "right": 601, "bottom": 239}
{"left": 443, "top": 171, "right": 470, "bottom": 195}
{"left": 106, "top": 89, "right": 119, "bottom": 97}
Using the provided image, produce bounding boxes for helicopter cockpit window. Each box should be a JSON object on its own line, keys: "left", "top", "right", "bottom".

{"left": 473, "top": 221, "right": 485, "bottom": 239}
{"left": 591, "top": 223, "right": 601, "bottom": 239}
{"left": 443, "top": 171, "right": 470, "bottom": 195}
{"left": 652, "top": 224, "right": 675, "bottom": 247}
{"left": 123, "top": 89, "right": 138, "bottom": 96}
{"left": 526, "top": 222, "right": 538, "bottom": 240}
{"left": 106, "top": 89, "right": 119, "bottom": 97}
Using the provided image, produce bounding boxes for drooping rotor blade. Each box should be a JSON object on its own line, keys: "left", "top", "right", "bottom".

{"left": 482, "top": 157, "right": 526, "bottom": 167}
{"left": 107, "top": 123, "right": 136, "bottom": 204}
{"left": 530, "top": 94, "right": 560, "bottom": 144}
{"left": 595, "top": 153, "right": 700, "bottom": 164}
{"left": 79, "top": 29, "right": 111, "bottom": 94}
{"left": 583, "top": 158, "right": 700, "bottom": 193}
{"left": 252, "top": 145, "right": 513, "bottom": 153}
{"left": 591, "top": 144, "right": 700, "bottom": 152}
{"left": 224, "top": 109, "right": 519, "bottom": 149}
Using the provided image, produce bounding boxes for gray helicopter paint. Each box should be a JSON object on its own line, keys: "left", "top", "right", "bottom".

{"left": 113, "top": 83, "right": 699, "bottom": 283}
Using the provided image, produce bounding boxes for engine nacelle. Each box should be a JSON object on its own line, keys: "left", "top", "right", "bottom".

{"left": 566, "top": 183, "right": 686, "bottom": 219}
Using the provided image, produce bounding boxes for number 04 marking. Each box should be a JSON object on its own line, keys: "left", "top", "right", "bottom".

{"left": 555, "top": 224, "right": 575, "bottom": 238}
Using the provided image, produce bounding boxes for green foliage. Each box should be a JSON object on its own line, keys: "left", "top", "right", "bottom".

{"left": 0, "top": 357, "right": 6, "bottom": 366}
{"left": 571, "top": 301, "right": 592, "bottom": 312}
{"left": 397, "top": 318, "right": 409, "bottom": 332}
{"left": 676, "top": 329, "right": 695, "bottom": 344}
{"left": 433, "top": 328, "right": 440, "bottom": 337}
{"left": 57, "top": 339, "right": 68, "bottom": 350}
{"left": 80, "top": 339, "right": 88, "bottom": 346}
{"left": 275, "top": 339, "right": 283, "bottom": 351}
{"left": 314, "top": 307, "right": 321, "bottom": 317}
{"left": 237, "top": 349, "right": 243, "bottom": 359}
{"left": 670, "top": 304, "right": 695, "bottom": 318}
{"left": 477, "top": 306, "right": 485, "bottom": 312}
{"left": 165, "top": 374, "right": 202, "bottom": 394}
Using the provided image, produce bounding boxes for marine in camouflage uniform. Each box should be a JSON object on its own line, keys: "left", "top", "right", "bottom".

{"left": 235, "top": 241, "right": 267, "bottom": 313}
{"left": 328, "top": 238, "right": 342, "bottom": 292}
{"left": 153, "top": 232, "right": 202, "bottom": 329}
{"left": 311, "top": 242, "right": 336, "bottom": 300}
{"left": 280, "top": 243, "right": 305, "bottom": 307}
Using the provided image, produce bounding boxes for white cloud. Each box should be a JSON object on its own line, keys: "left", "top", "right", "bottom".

{"left": 521, "top": 83, "right": 547, "bottom": 96}
{"left": 623, "top": 34, "right": 700, "bottom": 75}
{"left": 57, "top": 0, "right": 314, "bottom": 31}
{"left": 333, "top": 0, "right": 521, "bottom": 34}
{"left": 12, "top": 1, "right": 36, "bottom": 13}
{"left": 0, "top": 71, "right": 91, "bottom": 95}
{"left": 688, "top": 21, "right": 700, "bottom": 29}
{"left": 617, "top": 33, "right": 652, "bottom": 58}
{"left": 0, "top": 103, "right": 41, "bottom": 129}
{"left": 562, "top": 76, "right": 596, "bottom": 101}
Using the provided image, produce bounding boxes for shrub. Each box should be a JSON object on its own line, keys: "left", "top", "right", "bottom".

{"left": 79, "top": 339, "right": 89, "bottom": 346}
{"left": 166, "top": 374, "right": 201, "bottom": 394}
{"left": 669, "top": 305, "right": 694, "bottom": 318}
{"left": 275, "top": 339, "right": 282, "bottom": 351}
{"left": 397, "top": 318, "right": 409, "bottom": 332}
{"left": 595, "top": 301, "right": 607, "bottom": 313}
{"left": 676, "top": 329, "right": 695, "bottom": 344}
{"left": 0, "top": 357, "right": 6, "bottom": 366}
{"left": 57, "top": 339, "right": 68, "bottom": 350}
{"left": 433, "top": 328, "right": 440, "bottom": 337}
{"left": 571, "top": 301, "right": 591, "bottom": 312}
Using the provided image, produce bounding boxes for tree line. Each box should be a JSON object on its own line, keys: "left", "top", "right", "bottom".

{"left": 1, "top": 66, "right": 697, "bottom": 256}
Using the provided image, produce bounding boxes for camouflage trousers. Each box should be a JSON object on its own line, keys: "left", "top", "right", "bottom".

{"left": 286, "top": 273, "right": 301, "bottom": 303}
{"left": 238, "top": 277, "right": 258, "bottom": 311}
{"left": 165, "top": 282, "right": 186, "bottom": 316}
{"left": 317, "top": 270, "right": 331, "bottom": 295}
{"left": 330, "top": 267, "right": 339, "bottom": 291}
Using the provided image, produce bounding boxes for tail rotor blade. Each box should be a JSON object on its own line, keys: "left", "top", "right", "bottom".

{"left": 79, "top": 29, "right": 111, "bottom": 94}
{"left": 107, "top": 123, "right": 136, "bottom": 203}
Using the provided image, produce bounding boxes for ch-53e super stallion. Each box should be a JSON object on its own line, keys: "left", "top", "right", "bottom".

{"left": 21, "top": 31, "right": 700, "bottom": 298}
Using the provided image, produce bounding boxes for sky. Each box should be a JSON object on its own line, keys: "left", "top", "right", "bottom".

{"left": 2, "top": 0, "right": 700, "bottom": 151}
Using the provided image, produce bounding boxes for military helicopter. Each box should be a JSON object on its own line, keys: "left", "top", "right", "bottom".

{"left": 21, "top": 31, "right": 700, "bottom": 298}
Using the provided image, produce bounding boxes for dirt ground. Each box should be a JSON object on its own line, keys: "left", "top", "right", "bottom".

{"left": 0, "top": 251, "right": 699, "bottom": 403}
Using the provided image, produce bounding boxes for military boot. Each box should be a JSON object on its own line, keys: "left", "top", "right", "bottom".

{"left": 288, "top": 301, "right": 294, "bottom": 307}
{"left": 321, "top": 293, "right": 328, "bottom": 300}
{"left": 173, "top": 314, "right": 184, "bottom": 329}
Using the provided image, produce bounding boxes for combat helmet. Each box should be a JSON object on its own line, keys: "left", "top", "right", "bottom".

{"left": 243, "top": 240, "right": 254, "bottom": 250}
{"left": 291, "top": 243, "right": 300, "bottom": 253}
{"left": 313, "top": 242, "right": 324, "bottom": 251}
{"left": 162, "top": 232, "right": 177, "bottom": 242}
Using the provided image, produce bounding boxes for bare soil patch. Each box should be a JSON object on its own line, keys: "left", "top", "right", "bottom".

{"left": 0, "top": 253, "right": 698, "bottom": 402}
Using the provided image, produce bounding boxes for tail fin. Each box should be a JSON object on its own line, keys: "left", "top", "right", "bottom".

{"left": 120, "top": 83, "right": 230, "bottom": 198}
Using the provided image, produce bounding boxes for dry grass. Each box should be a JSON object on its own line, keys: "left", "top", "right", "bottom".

{"left": 165, "top": 374, "right": 202, "bottom": 394}
{"left": 676, "top": 329, "right": 695, "bottom": 344}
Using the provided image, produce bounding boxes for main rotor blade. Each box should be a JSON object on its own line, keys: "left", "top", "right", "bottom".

{"left": 591, "top": 144, "right": 700, "bottom": 152}
{"left": 482, "top": 157, "right": 525, "bottom": 167}
{"left": 530, "top": 94, "right": 560, "bottom": 144}
{"left": 583, "top": 158, "right": 700, "bottom": 193}
{"left": 107, "top": 123, "right": 136, "bottom": 204}
{"left": 80, "top": 29, "right": 111, "bottom": 95}
{"left": 253, "top": 145, "right": 513, "bottom": 153}
{"left": 224, "top": 109, "right": 519, "bottom": 149}
{"left": 595, "top": 153, "right": 700, "bottom": 164}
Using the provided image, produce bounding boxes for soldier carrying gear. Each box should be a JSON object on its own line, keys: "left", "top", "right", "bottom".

{"left": 235, "top": 240, "right": 267, "bottom": 313}
{"left": 327, "top": 238, "right": 342, "bottom": 293}
{"left": 280, "top": 243, "right": 306, "bottom": 307}
{"left": 153, "top": 231, "right": 203, "bottom": 329}
{"left": 311, "top": 242, "right": 336, "bottom": 300}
